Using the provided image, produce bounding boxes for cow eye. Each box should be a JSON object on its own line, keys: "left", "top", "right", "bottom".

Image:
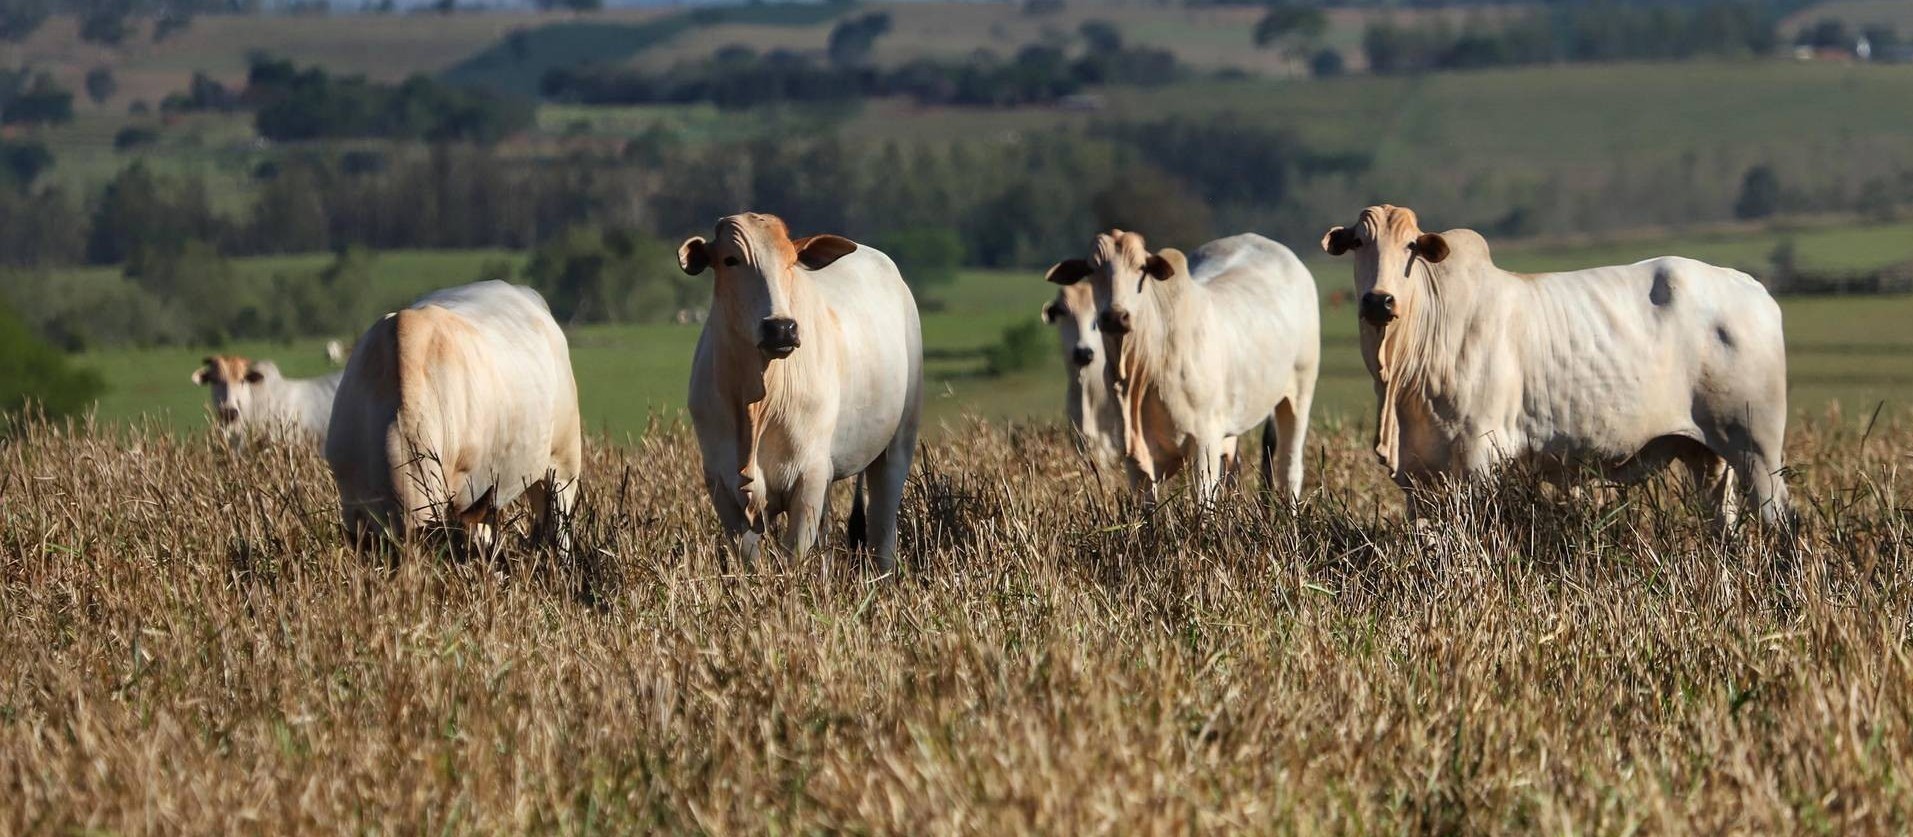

{"left": 723, "top": 256, "right": 739, "bottom": 267}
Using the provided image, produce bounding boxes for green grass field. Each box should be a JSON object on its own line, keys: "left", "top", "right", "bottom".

{"left": 69, "top": 213, "right": 1913, "bottom": 440}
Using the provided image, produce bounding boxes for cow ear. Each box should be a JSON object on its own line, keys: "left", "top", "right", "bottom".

{"left": 677, "top": 236, "right": 710, "bottom": 275}
{"left": 794, "top": 234, "right": 858, "bottom": 270}
{"left": 1322, "top": 226, "right": 1361, "bottom": 256}
{"left": 1144, "top": 248, "right": 1186, "bottom": 281}
{"left": 1044, "top": 259, "right": 1091, "bottom": 286}
{"left": 191, "top": 358, "right": 213, "bottom": 385}
{"left": 1412, "top": 233, "right": 1450, "bottom": 264}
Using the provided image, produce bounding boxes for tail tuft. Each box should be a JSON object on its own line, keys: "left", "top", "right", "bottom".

{"left": 846, "top": 474, "right": 868, "bottom": 554}
{"left": 1260, "top": 417, "right": 1277, "bottom": 491}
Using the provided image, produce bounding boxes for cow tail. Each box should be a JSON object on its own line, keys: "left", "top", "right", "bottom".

{"left": 846, "top": 473, "right": 868, "bottom": 554}
{"left": 1260, "top": 417, "right": 1277, "bottom": 493}
{"left": 385, "top": 309, "right": 444, "bottom": 540}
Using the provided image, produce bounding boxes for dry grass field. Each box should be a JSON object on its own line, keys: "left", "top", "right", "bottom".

{"left": 5, "top": 406, "right": 1913, "bottom": 832}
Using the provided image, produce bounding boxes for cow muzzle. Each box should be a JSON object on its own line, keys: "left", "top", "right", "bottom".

{"left": 1098, "top": 308, "right": 1131, "bottom": 335}
{"left": 1359, "top": 292, "right": 1397, "bottom": 327}
{"left": 217, "top": 406, "right": 240, "bottom": 425}
{"left": 758, "top": 317, "right": 800, "bottom": 358}
{"left": 1070, "top": 346, "right": 1095, "bottom": 368}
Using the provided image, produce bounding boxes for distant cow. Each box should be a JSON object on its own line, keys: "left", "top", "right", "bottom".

{"left": 1041, "top": 282, "right": 1122, "bottom": 469}
{"left": 680, "top": 212, "right": 922, "bottom": 571}
{"left": 1321, "top": 204, "right": 1790, "bottom": 524}
{"left": 325, "top": 281, "right": 583, "bottom": 555}
{"left": 192, "top": 354, "right": 342, "bottom": 449}
{"left": 1047, "top": 231, "right": 1320, "bottom": 503}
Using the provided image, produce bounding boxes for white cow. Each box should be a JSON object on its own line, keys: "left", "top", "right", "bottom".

{"left": 1046, "top": 230, "right": 1321, "bottom": 503}
{"left": 191, "top": 354, "right": 342, "bottom": 449}
{"left": 1041, "top": 281, "right": 1122, "bottom": 469}
{"left": 325, "top": 281, "right": 583, "bottom": 555}
{"left": 680, "top": 212, "right": 922, "bottom": 571}
{"left": 1321, "top": 204, "right": 1790, "bottom": 525}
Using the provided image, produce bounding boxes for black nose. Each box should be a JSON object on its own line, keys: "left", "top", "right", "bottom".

{"left": 1098, "top": 308, "right": 1131, "bottom": 335}
{"left": 217, "top": 406, "right": 239, "bottom": 425}
{"left": 1071, "top": 346, "right": 1095, "bottom": 367}
{"left": 758, "top": 317, "right": 800, "bottom": 355}
{"left": 1359, "top": 292, "right": 1396, "bottom": 326}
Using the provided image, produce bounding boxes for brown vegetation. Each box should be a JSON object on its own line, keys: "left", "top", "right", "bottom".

{"left": 3, "top": 411, "right": 1912, "bottom": 831}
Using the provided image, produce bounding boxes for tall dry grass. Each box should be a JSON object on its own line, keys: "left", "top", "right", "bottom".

{"left": 3, "top": 410, "right": 1912, "bottom": 833}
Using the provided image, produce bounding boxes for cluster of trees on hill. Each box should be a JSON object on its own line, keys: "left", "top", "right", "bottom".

{"left": 0, "top": 0, "right": 242, "bottom": 46}
{"left": 151, "top": 57, "right": 534, "bottom": 142}
{"left": 1362, "top": 2, "right": 1781, "bottom": 73}
{"left": 543, "top": 17, "right": 1181, "bottom": 109}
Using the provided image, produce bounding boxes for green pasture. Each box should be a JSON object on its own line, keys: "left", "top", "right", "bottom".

{"left": 69, "top": 214, "right": 1913, "bottom": 439}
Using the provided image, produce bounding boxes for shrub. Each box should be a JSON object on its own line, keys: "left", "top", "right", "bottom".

{"left": 85, "top": 66, "right": 116, "bottom": 105}
{"left": 871, "top": 228, "right": 963, "bottom": 295}
{"left": 983, "top": 320, "right": 1049, "bottom": 377}
{"left": 0, "top": 296, "right": 103, "bottom": 425}
{"left": 524, "top": 226, "right": 686, "bottom": 324}
{"left": 112, "top": 126, "right": 159, "bottom": 151}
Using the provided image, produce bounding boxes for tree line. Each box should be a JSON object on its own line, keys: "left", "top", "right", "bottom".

{"left": 543, "top": 17, "right": 1182, "bottom": 110}
{"left": 1362, "top": 1, "right": 1782, "bottom": 74}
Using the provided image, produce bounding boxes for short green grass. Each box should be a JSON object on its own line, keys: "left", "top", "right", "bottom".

{"left": 69, "top": 215, "right": 1913, "bottom": 440}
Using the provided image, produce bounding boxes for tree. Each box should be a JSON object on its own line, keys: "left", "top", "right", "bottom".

{"left": 1735, "top": 165, "right": 1782, "bottom": 220}
{"left": 84, "top": 66, "right": 116, "bottom": 106}
{"left": 872, "top": 228, "right": 963, "bottom": 295}
{"left": 1089, "top": 165, "right": 1211, "bottom": 252}
{"left": 0, "top": 72, "right": 73, "bottom": 126}
{"left": 1309, "top": 48, "right": 1344, "bottom": 78}
{"left": 1079, "top": 19, "right": 1122, "bottom": 53}
{"left": 0, "top": 139, "right": 51, "bottom": 190}
{"left": 1255, "top": 3, "right": 1327, "bottom": 68}
{"left": 0, "top": 296, "right": 103, "bottom": 426}
{"left": 0, "top": 0, "right": 50, "bottom": 43}
{"left": 78, "top": 2, "right": 133, "bottom": 46}
{"left": 827, "top": 12, "right": 892, "bottom": 68}
{"left": 152, "top": 11, "right": 191, "bottom": 42}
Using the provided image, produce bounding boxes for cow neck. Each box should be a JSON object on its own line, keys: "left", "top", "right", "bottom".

{"left": 713, "top": 277, "right": 840, "bottom": 521}
{"left": 1371, "top": 256, "right": 1503, "bottom": 477}
{"left": 1111, "top": 275, "right": 1187, "bottom": 474}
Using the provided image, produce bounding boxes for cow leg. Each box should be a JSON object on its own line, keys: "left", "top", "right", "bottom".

{"left": 1395, "top": 471, "right": 1427, "bottom": 524}
{"left": 525, "top": 470, "right": 580, "bottom": 560}
{"left": 862, "top": 427, "right": 918, "bottom": 574}
{"left": 1680, "top": 448, "right": 1738, "bottom": 531}
{"left": 1273, "top": 393, "right": 1312, "bottom": 505}
{"left": 1188, "top": 438, "right": 1227, "bottom": 507}
{"left": 780, "top": 467, "right": 832, "bottom": 563}
{"left": 1730, "top": 447, "right": 1789, "bottom": 527}
{"left": 1702, "top": 415, "right": 1791, "bottom": 528}
{"left": 704, "top": 474, "right": 762, "bottom": 569}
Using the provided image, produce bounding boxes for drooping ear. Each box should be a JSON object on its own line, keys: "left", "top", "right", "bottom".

{"left": 1044, "top": 259, "right": 1092, "bottom": 286}
{"left": 677, "top": 236, "right": 710, "bottom": 275}
{"left": 1411, "top": 232, "right": 1450, "bottom": 264}
{"left": 191, "top": 357, "right": 214, "bottom": 385}
{"left": 1144, "top": 248, "right": 1188, "bottom": 282}
{"left": 793, "top": 234, "right": 858, "bottom": 270}
{"left": 1322, "top": 226, "right": 1362, "bottom": 256}
{"left": 1041, "top": 300, "right": 1060, "bottom": 323}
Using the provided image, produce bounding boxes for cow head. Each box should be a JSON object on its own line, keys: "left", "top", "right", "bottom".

{"left": 191, "top": 355, "right": 279, "bottom": 429}
{"left": 678, "top": 212, "right": 858, "bottom": 361}
{"left": 1045, "top": 230, "right": 1185, "bottom": 348}
{"left": 1322, "top": 204, "right": 1450, "bottom": 330}
{"left": 1041, "top": 282, "right": 1102, "bottom": 370}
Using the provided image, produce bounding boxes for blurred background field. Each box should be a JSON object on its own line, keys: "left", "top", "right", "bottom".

{"left": 70, "top": 218, "right": 1913, "bottom": 439}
